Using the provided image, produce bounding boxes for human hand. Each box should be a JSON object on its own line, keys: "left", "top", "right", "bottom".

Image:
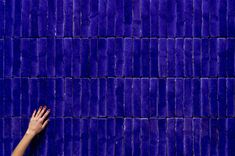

{"left": 26, "top": 105, "right": 50, "bottom": 137}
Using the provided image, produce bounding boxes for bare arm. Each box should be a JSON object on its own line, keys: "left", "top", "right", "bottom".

{"left": 11, "top": 105, "right": 50, "bottom": 156}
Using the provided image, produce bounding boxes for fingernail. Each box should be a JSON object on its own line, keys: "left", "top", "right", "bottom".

{"left": 39, "top": 106, "right": 42, "bottom": 109}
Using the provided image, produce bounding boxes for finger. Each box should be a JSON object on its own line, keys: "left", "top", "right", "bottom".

{"left": 41, "top": 109, "right": 50, "bottom": 120}
{"left": 35, "top": 106, "right": 43, "bottom": 117}
{"left": 42, "top": 119, "right": 49, "bottom": 129}
{"left": 32, "top": 109, "right": 36, "bottom": 118}
{"left": 38, "top": 105, "right": 47, "bottom": 118}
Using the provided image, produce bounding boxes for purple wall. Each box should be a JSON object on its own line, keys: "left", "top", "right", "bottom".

{"left": 0, "top": 0, "right": 235, "bottom": 155}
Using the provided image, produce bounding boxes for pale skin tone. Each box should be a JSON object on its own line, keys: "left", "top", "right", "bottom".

{"left": 11, "top": 105, "right": 50, "bottom": 156}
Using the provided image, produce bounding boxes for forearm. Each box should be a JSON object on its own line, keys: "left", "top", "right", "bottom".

{"left": 11, "top": 130, "right": 36, "bottom": 156}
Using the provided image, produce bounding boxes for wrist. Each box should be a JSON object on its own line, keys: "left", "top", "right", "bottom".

{"left": 25, "top": 129, "right": 36, "bottom": 138}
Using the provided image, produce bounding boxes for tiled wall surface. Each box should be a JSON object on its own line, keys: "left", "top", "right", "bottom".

{"left": 0, "top": 0, "right": 235, "bottom": 155}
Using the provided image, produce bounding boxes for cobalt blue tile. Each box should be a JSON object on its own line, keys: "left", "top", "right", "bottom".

{"left": 38, "top": 0, "right": 48, "bottom": 37}
{"left": 141, "top": 119, "right": 149, "bottom": 156}
{"left": 29, "top": 39, "right": 38, "bottom": 77}
{"left": 133, "top": 39, "right": 141, "bottom": 77}
{"left": 159, "top": 0, "right": 167, "bottom": 37}
{"left": 175, "top": 78, "right": 183, "bottom": 117}
{"left": 149, "top": 79, "right": 157, "bottom": 117}
{"left": 64, "top": 0, "right": 73, "bottom": 36}
{"left": 13, "top": 39, "right": 21, "bottom": 76}
{"left": 73, "top": 0, "right": 80, "bottom": 36}
{"left": 81, "top": 0, "right": 91, "bottom": 37}
{"left": 73, "top": 79, "right": 81, "bottom": 117}
{"left": 167, "top": 39, "right": 175, "bottom": 76}
{"left": 193, "top": 0, "right": 202, "bottom": 37}
{"left": 12, "top": 78, "right": 21, "bottom": 116}
{"left": 201, "top": 38, "right": 209, "bottom": 76}
{"left": 4, "top": 38, "right": 13, "bottom": 77}
{"left": 72, "top": 38, "right": 80, "bottom": 77}
{"left": 228, "top": 0, "right": 235, "bottom": 36}
{"left": 38, "top": 78, "right": 48, "bottom": 107}
{"left": 175, "top": 118, "right": 183, "bottom": 156}
{"left": 90, "top": 79, "right": 98, "bottom": 116}
{"left": 72, "top": 118, "right": 80, "bottom": 155}
{"left": 98, "top": 0, "right": 107, "bottom": 36}
{"left": 158, "top": 39, "right": 167, "bottom": 77}
{"left": 55, "top": 78, "right": 64, "bottom": 117}
{"left": 56, "top": 0, "right": 64, "bottom": 36}
{"left": 149, "top": 119, "right": 158, "bottom": 155}
{"left": 98, "top": 38, "right": 107, "bottom": 77}
{"left": 64, "top": 118, "right": 73, "bottom": 156}
{"left": 30, "top": 0, "right": 39, "bottom": 37}
{"left": 132, "top": 0, "right": 141, "bottom": 37}
{"left": 141, "top": 38, "right": 150, "bottom": 77}
{"left": 90, "top": 0, "right": 98, "bottom": 36}
{"left": 201, "top": 78, "right": 209, "bottom": 116}
{"left": 141, "top": 78, "right": 149, "bottom": 117}
{"left": 46, "top": 79, "right": 55, "bottom": 116}
{"left": 209, "top": 38, "right": 218, "bottom": 76}
{"left": 107, "top": 118, "right": 115, "bottom": 156}
{"left": 107, "top": 38, "right": 115, "bottom": 76}
{"left": 209, "top": 78, "right": 218, "bottom": 117}
{"left": 141, "top": 0, "right": 150, "bottom": 37}
{"left": 193, "top": 39, "right": 201, "bottom": 77}
{"left": 115, "top": 38, "right": 124, "bottom": 76}
{"left": 133, "top": 79, "right": 141, "bottom": 116}
{"left": 55, "top": 118, "right": 64, "bottom": 156}
{"left": 193, "top": 118, "right": 201, "bottom": 156}
{"left": 167, "top": 118, "right": 175, "bottom": 156}
{"left": 97, "top": 119, "right": 106, "bottom": 156}
{"left": 81, "top": 39, "right": 90, "bottom": 77}
{"left": 218, "top": 119, "right": 227, "bottom": 156}
{"left": 29, "top": 78, "right": 39, "bottom": 115}
{"left": 124, "top": 0, "right": 132, "bottom": 36}
{"left": 227, "top": 79, "right": 235, "bottom": 116}
{"left": 4, "top": 79, "right": 12, "bottom": 117}
{"left": 227, "top": 39, "right": 235, "bottom": 76}
{"left": 124, "top": 78, "right": 133, "bottom": 117}
{"left": 209, "top": 0, "right": 219, "bottom": 36}
{"left": 89, "top": 119, "right": 97, "bottom": 156}
{"left": 116, "top": 78, "right": 124, "bottom": 116}
{"left": 47, "top": 0, "right": 56, "bottom": 36}
{"left": 63, "top": 38, "right": 72, "bottom": 77}
{"left": 184, "top": 38, "right": 193, "bottom": 77}
{"left": 3, "top": 118, "right": 12, "bottom": 156}
{"left": 124, "top": 38, "right": 133, "bottom": 76}
{"left": 21, "top": 38, "right": 31, "bottom": 77}
{"left": 81, "top": 78, "right": 90, "bottom": 116}
{"left": 150, "top": 39, "right": 158, "bottom": 76}
{"left": 184, "top": 0, "right": 193, "bottom": 36}
{"left": 158, "top": 119, "right": 166, "bottom": 155}
{"left": 115, "top": 0, "right": 124, "bottom": 36}
{"left": 38, "top": 39, "right": 47, "bottom": 76}
{"left": 107, "top": 78, "right": 115, "bottom": 116}
{"left": 175, "top": 0, "right": 184, "bottom": 37}
{"left": 0, "top": 79, "right": 3, "bottom": 117}
{"left": 11, "top": 117, "right": 21, "bottom": 150}
{"left": 184, "top": 79, "right": 192, "bottom": 117}
{"left": 202, "top": 0, "right": 209, "bottom": 36}
{"left": 175, "top": 39, "right": 184, "bottom": 76}
{"left": 184, "top": 118, "right": 193, "bottom": 155}
{"left": 0, "top": 119, "right": 3, "bottom": 155}
{"left": 0, "top": 40, "right": 3, "bottom": 77}
{"left": 158, "top": 79, "right": 166, "bottom": 117}
{"left": 228, "top": 118, "right": 235, "bottom": 155}
{"left": 4, "top": 0, "right": 14, "bottom": 36}
{"left": 219, "top": 0, "right": 227, "bottom": 36}
{"left": 99, "top": 78, "right": 106, "bottom": 116}
{"left": 167, "top": 0, "right": 176, "bottom": 37}
{"left": 167, "top": 78, "right": 175, "bottom": 117}
{"left": 21, "top": 0, "right": 30, "bottom": 37}
{"left": 90, "top": 38, "right": 98, "bottom": 77}
{"left": 115, "top": 118, "right": 124, "bottom": 156}
{"left": 218, "top": 38, "right": 227, "bottom": 77}
{"left": 218, "top": 78, "right": 226, "bottom": 117}
{"left": 47, "top": 38, "right": 55, "bottom": 77}
{"left": 46, "top": 118, "right": 55, "bottom": 155}
{"left": 0, "top": 0, "right": 4, "bottom": 37}
{"left": 192, "top": 78, "right": 201, "bottom": 116}
{"left": 201, "top": 118, "right": 210, "bottom": 156}
{"left": 210, "top": 119, "right": 219, "bottom": 156}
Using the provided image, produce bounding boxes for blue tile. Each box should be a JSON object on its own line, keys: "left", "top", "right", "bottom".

{"left": 5, "top": 0, "right": 14, "bottom": 37}
{"left": 90, "top": 79, "right": 98, "bottom": 116}
{"left": 124, "top": 38, "right": 133, "bottom": 76}
{"left": 218, "top": 119, "right": 227, "bottom": 155}
{"left": 209, "top": 78, "right": 218, "bottom": 117}
{"left": 167, "top": 39, "right": 175, "bottom": 76}
{"left": 227, "top": 79, "right": 235, "bottom": 116}
{"left": 158, "top": 119, "right": 166, "bottom": 155}
{"left": 99, "top": 78, "right": 106, "bottom": 116}
{"left": 12, "top": 78, "right": 21, "bottom": 116}
{"left": 56, "top": 0, "right": 64, "bottom": 36}
{"left": 193, "top": 0, "right": 202, "bottom": 37}
{"left": 38, "top": 39, "right": 47, "bottom": 76}
{"left": 97, "top": 119, "right": 106, "bottom": 156}
{"left": 210, "top": 119, "right": 219, "bottom": 155}
{"left": 0, "top": 0, "right": 4, "bottom": 37}
{"left": 184, "top": 38, "right": 193, "bottom": 77}
{"left": 64, "top": 118, "right": 73, "bottom": 155}
{"left": 72, "top": 118, "right": 80, "bottom": 155}
{"left": 107, "top": 118, "right": 115, "bottom": 156}
{"left": 159, "top": 0, "right": 167, "bottom": 37}
{"left": 141, "top": 0, "right": 150, "bottom": 37}
{"left": 64, "top": 0, "right": 73, "bottom": 36}
{"left": 175, "top": 39, "right": 184, "bottom": 76}
{"left": 63, "top": 38, "right": 72, "bottom": 77}
{"left": 201, "top": 118, "right": 210, "bottom": 156}
{"left": 209, "top": 38, "right": 218, "bottom": 76}
{"left": 47, "top": 38, "right": 55, "bottom": 77}
{"left": 227, "top": 39, "right": 235, "bottom": 76}
{"left": 184, "top": 119, "right": 193, "bottom": 155}
{"left": 175, "top": 118, "right": 183, "bottom": 156}
{"left": 47, "top": 0, "right": 56, "bottom": 36}
{"left": 107, "top": 78, "right": 115, "bottom": 116}
{"left": 141, "top": 119, "right": 149, "bottom": 156}
{"left": 115, "top": 0, "right": 124, "bottom": 36}
{"left": 81, "top": 39, "right": 90, "bottom": 77}
{"left": 116, "top": 78, "right": 124, "bottom": 116}
{"left": 149, "top": 79, "right": 158, "bottom": 117}
{"left": 149, "top": 119, "right": 158, "bottom": 155}
{"left": 141, "top": 38, "right": 150, "bottom": 77}
{"left": 115, "top": 118, "right": 124, "bottom": 156}
{"left": 98, "top": 38, "right": 107, "bottom": 77}
{"left": 167, "top": 78, "right": 175, "bottom": 117}
{"left": 202, "top": 0, "right": 209, "bottom": 36}
{"left": 150, "top": 39, "right": 158, "bottom": 76}
{"left": 12, "top": 39, "right": 21, "bottom": 76}
{"left": 98, "top": 0, "right": 107, "bottom": 36}
{"left": 175, "top": 0, "right": 184, "bottom": 37}
{"left": 72, "top": 38, "right": 81, "bottom": 77}
{"left": 4, "top": 79, "right": 12, "bottom": 117}
{"left": 192, "top": 78, "right": 201, "bottom": 116}
{"left": 4, "top": 38, "right": 13, "bottom": 77}
{"left": 184, "top": 0, "right": 193, "bottom": 37}
{"left": 158, "top": 39, "right": 167, "bottom": 77}
{"left": 31, "top": 0, "right": 39, "bottom": 37}
{"left": 184, "top": 79, "right": 192, "bottom": 117}
{"left": 175, "top": 78, "right": 183, "bottom": 117}
{"left": 38, "top": 0, "right": 48, "bottom": 37}
{"left": 167, "top": 119, "right": 175, "bottom": 156}
{"left": 201, "top": 79, "right": 209, "bottom": 116}
{"left": 81, "top": 78, "right": 90, "bottom": 116}
{"left": 141, "top": 78, "right": 149, "bottom": 117}
{"left": 73, "top": 0, "right": 80, "bottom": 36}
{"left": 133, "top": 39, "right": 141, "bottom": 77}
{"left": 193, "top": 118, "right": 201, "bottom": 156}
{"left": 55, "top": 78, "right": 64, "bottom": 117}
{"left": 132, "top": 0, "right": 141, "bottom": 37}
{"left": 90, "top": 38, "right": 98, "bottom": 77}
{"left": 89, "top": 119, "right": 97, "bottom": 156}
{"left": 193, "top": 39, "right": 201, "bottom": 77}
{"left": 167, "top": 0, "right": 176, "bottom": 37}
{"left": 124, "top": 0, "right": 132, "bottom": 36}
{"left": 90, "top": 0, "right": 98, "bottom": 36}
{"left": 73, "top": 79, "right": 81, "bottom": 117}
{"left": 218, "top": 78, "right": 226, "bottom": 117}
{"left": 158, "top": 79, "right": 166, "bottom": 117}
{"left": 107, "top": 38, "right": 115, "bottom": 76}
{"left": 124, "top": 78, "right": 133, "bottom": 116}
{"left": 133, "top": 79, "right": 141, "bottom": 116}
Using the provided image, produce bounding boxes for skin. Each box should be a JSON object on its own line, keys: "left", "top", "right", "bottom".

{"left": 11, "top": 105, "right": 50, "bottom": 156}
